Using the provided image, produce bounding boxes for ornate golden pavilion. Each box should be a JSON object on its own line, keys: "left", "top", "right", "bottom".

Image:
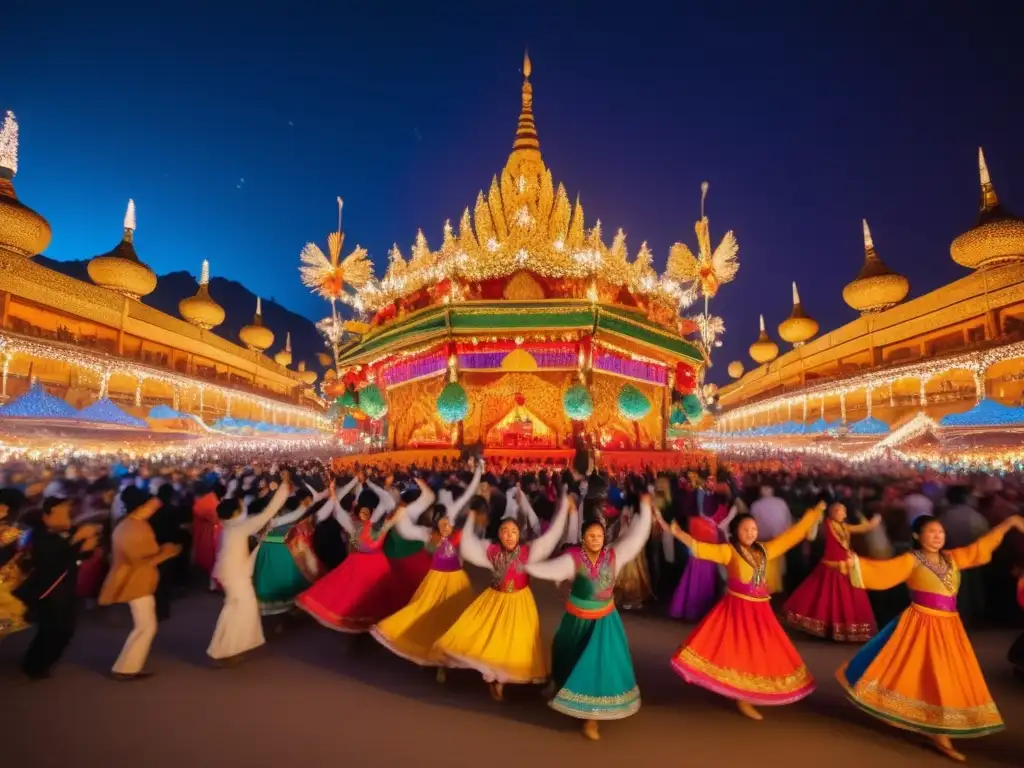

{"left": 717, "top": 147, "right": 1024, "bottom": 441}
{"left": 0, "top": 111, "right": 323, "bottom": 430}
{"left": 324, "top": 55, "right": 706, "bottom": 452}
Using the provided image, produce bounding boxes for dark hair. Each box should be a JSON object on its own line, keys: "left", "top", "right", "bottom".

{"left": 357, "top": 488, "right": 380, "bottom": 513}
{"left": 581, "top": 515, "right": 606, "bottom": 537}
{"left": 216, "top": 497, "right": 241, "bottom": 521}
{"left": 468, "top": 496, "right": 489, "bottom": 515}
{"left": 727, "top": 513, "right": 756, "bottom": 552}
{"left": 121, "top": 486, "right": 151, "bottom": 515}
{"left": 911, "top": 514, "right": 941, "bottom": 550}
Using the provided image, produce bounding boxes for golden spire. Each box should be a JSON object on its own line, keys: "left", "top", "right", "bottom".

{"left": 511, "top": 50, "right": 541, "bottom": 160}
{"left": 978, "top": 147, "right": 999, "bottom": 212}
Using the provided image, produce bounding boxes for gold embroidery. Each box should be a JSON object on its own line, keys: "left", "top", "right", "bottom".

{"left": 674, "top": 647, "right": 813, "bottom": 694}
{"left": 913, "top": 551, "right": 960, "bottom": 594}
{"left": 784, "top": 611, "right": 873, "bottom": 642}
{"left": 553, "top": 685, "right": 641, "bottom": 707}
{"left": 829, "top": 520, "right": 852, "bottom": 553}
{"left": 854, "top": 680, "right": 1003, "bottom": 731}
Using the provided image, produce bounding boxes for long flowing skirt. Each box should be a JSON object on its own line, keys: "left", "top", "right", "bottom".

{"left": 0, "top": 561, "right": 27, "bottom": 639}
{"left": 370, "top": 569, "right": 475, "bottom": 666}
{"left": 671, "top": 592, "right": 815, "bottom": 705}
{"left": 783, "top": 562, "right": 876, "bottom": 641}
{"left": 549, "top": 603, "right": 641, "bottom": 720}
{"left": 669, "top": 558, "right": 721, "bottom": 622}
{"left": 254, "top": 540, "right": 310, "bottom": 616}
{"left": 614, "top": 548, "right": 652, "bottom": 610}
{"left": 295, "top": 551, "right": 398, "bottom": 633}
{"left": 385, "top": 550, "right": 433, "bottom": 608}
{"left": 285, "top": 518, "right": 325, "bottom": 584}
{"left": 435, "top": 586, "right": 549, "bottom": 684}
{"left": 193, "top": 517, "right": 221, "bottom": 577}
{"left": 76, "top": 547, "right": 107, "bottom": 600}
{"left": 837, "top": 605, "right": 1004, "bottom": 737}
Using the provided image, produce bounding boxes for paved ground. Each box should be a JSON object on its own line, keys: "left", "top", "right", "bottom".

{"left": 2, "top": 573, "right": 1023, "bottom": 768}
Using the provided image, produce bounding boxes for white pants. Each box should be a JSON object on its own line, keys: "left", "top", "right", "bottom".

{"left": 207, "top": 578, "right": 265, "bottom": 660}
{"left": 112, "top": 595, "right": 157, "bottom": 675}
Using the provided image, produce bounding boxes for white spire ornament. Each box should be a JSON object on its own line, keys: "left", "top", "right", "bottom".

{"left": 123, "top": 198, "right": 136, "bottom": 233}
{"left": 200, "top": 259, "right": 210, "bottom": 285}
{"left": 792, "top": 281, "right": 801, "bottom": 305}
{"left": 0, "top": 111, "right": 19, "bottom": 175}
{"left": 862, "top": 218, "right": 874, "bottom": 251}
{"left": 256, "top": 296, "right": 263, "bottom": 317}
{"left": 285, "top": 331, "right": 291, "bottom": 352}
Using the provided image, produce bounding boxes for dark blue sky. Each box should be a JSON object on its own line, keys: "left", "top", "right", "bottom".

{"left": 6, "top": 1, "right": 1023, "bottom": 382}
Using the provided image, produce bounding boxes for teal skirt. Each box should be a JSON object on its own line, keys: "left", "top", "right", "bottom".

{"left": 549, "top": 597, "right": 641, "bottom": 720}
{"left": 254, "top": 536, "right": 310, "bottom": 615}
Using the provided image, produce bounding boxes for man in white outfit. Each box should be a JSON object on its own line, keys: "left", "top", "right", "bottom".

{"left": 207, "top": 476, "right": 291, "bottom": 665}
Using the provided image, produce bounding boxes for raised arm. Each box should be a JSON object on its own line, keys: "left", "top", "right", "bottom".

{"left": 612, "top": 495, "right": 653, "bottom": 575}
{"left": 333, "top": 500, "right": 356, "bottom": 537}
{"left": 763, "top": 502, "right": 827, "bottom": 560}
{"left": 564, "top": 498, "right": 580, "bottom": 546}
{"left": 391, "top": 481, "right": 436, "bottom": 543}
{"left": 271, "top": 503, "right": 307, "bottom": 528}
{"left": 528, "top": 492, "right": 570, "bottom": 564}
{"left": 445, "top": 464, "right": 482, "bottom": 521}
{"left": 458, "top": 514, "right": 491, "bottom": 569}
{"left": 239, "top": 482, "right": 291, "bottom": 536}
{"left": 525, "top": 552, "right": 574, "bottom": 583}
{"left": 517, "top": 489, "right": 543, "bottom": 537}
{"left": 847, "top": 552, "right": 915, "bottom": 591}
{"left": 668, "top": 519, "right": 733, "bottom": 566}
{"left": 367, "top": 480, "right": 397, "bottom": 523}
{"left": 847, "top": 515, "right": 882, "bottom": 535}
{"left": 403, "top": 480, "right": 436, "bottom": 525}
{"left": 304, "top": 482, "right": 330, "bottom": 505}
{"left": 949, "top": 515, "right": 1024, "bottom": 570}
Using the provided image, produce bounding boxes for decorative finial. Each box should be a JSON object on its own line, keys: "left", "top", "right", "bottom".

{"left": 978, "top": 146, "right": 999, "bottom": 210}
{"left": 511, "top": 51, "right": 540, "bottom": 157}
{"left": 256, "top": 296, "right": 262, "bottom": 317}
{"left": 0, "top": 111, "right": 19, "bottom": 176}
{"left": 792, "top": 281, "right": 801, "bottom": 306}
{"left": 759, "top": 314, "right": 765, "bottom": 332}
{"left": 862, "top": 218, "right": 874, "bottom": 251}
{"left": 124, "top": 199, "right": 136, "bottom": 232}
{"left": 523, "top": 50, "right": 532, "bottom": 79}
{"left": 337, "top": 196, "right": 344, "bottom": 234}
{"left": 200, "top": 259, "right": 210, "bottom": 286}
{"left": 700, "top": 181, "right": 709, "bottom": 219}
{"left": 285, "top": 331, "right": 291, "bottom": 352}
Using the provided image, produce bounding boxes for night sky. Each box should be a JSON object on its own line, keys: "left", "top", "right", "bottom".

{"left": 6, "top": 1, "right": 1023, "bottom": 382}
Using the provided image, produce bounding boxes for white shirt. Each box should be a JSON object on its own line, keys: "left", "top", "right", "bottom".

{"left": 212, "top": 484, "right": 289, "bottom": 583}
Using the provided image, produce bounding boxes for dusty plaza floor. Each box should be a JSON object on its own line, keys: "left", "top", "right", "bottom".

{"left": 2, "top": 571, "right": 1022, "bottom": 768}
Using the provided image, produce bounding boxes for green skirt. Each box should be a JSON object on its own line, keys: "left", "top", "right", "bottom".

{"left": 549, "top": 597, "right": 641, "bottom": 720}
{"left": 254, "top": 536, "right": 310, "bottom": 615}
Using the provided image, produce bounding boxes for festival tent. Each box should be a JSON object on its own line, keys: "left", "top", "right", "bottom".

{"left": 0, "top": 383, "right": 78, "bottom": 419}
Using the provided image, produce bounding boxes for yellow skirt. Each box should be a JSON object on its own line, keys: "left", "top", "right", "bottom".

{"left": 370, "top": 568, "right": 476, "bottom": 667}
{"left": 0, "top": 563, "right": 28, "bottom": 639}
{"left": 837, "top": 604, "right": 1003, "bottom": 737}
{"left": 434, "top": 586, "right": 549, "bottom": 684}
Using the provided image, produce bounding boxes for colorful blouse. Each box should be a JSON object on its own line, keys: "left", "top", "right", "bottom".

{"left": 351, "top": 520, "right": 389, "bottom": 554}
{"left": 565, "top": 546, "right": 617, "bottom": 619}
{"left": 688, "top": 508, "right": 821, "bottom": 601}
{"left": 430, "top": 531, "right": 463, "bottom": 573}
{"left": 850, "top": 526, "right": 1008, "bottom": 612}
{"left": 487, "top": 542, "right": 531, "bottom": 593}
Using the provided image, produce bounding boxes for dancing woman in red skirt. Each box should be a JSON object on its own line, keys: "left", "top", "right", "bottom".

{"left": 784, "top": 502, "right": 879, "bottom": 642}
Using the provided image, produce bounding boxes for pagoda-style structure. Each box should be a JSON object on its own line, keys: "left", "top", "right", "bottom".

{"left": 327, "top": 55, "right": 706, "bottom": 453}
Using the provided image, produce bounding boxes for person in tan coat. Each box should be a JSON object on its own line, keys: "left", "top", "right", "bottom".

{"left": 99, "top": 488, "right": 180, "bottom": 680}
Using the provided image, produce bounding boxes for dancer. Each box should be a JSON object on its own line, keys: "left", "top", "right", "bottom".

{"left": 253, "top": 484, "right": 319, "bottom": 616}
{"left": 837, "top": 513, "right": 1024, "bottom": 761}
{"left": 371, "top": 462, "right": 482, "bottom": 677}
{"left": 668, "top": 492, "right": 731, "bottom": 622}
{"left": 207, "top": 478, "right": 291, "bottom": 665}
{"left": 0, "top": 489, "right": 28, "bottom": 639}
{"left": 99, "top": 489, "right": 181, "bottom": 680}
{"left": 613, "top": 501, "right": 654, "bottom": 611}
{"left": 663, "top": 501, "right": 826, "bottom": 720}
{"left": 296, "top": 477, "right": 434, "bottom": 633}
{"left": 526, "top": 493, "right": 651, "bottom": 740}
{"left": 783, "top": 502, "right": 879, "bottom": 642}
{"left": 434, "top": 485, "right": 570, "bottom": 701}
{"left": 192, "top": 480, "right": 223, "bottom": 588}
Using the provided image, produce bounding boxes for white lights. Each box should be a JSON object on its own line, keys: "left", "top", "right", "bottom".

{"left": 0, "top": 110, "right": 19, "bottom": 174}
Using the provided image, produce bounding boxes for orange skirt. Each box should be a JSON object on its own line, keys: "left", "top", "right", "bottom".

{"left": 838, "top": 604, "right": 1003, "bottom": 737}
{"left": 671, "top": 591, "right": 814, "bottom": 705}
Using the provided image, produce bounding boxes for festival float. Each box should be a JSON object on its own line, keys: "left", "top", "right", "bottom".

{"left": 710, "top": 148, "right": 1024, "bottom": 472}
{"left": 306, "top": 55, "right": 734, "bottom": 470}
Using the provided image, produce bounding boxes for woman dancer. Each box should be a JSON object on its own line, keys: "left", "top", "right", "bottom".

{"left": 371, "top": 462, "right": 482, "bottom": 678}
{"left": 435, "top": 486, "right": 570, "bottom": 701}
{"left": 526, "top": 493, "right": 651, "bottom": 740}
{"left": 662, "top": 501, "right": 826, "bottom": 720}
{"left": 837, "top": 514, "right": 1024, "bottom": 761}
{"left": 783, "top": 502, "right": 879, "bottom": 642}
{"left": 612, "top": 501, "right": 653, "bottom": 611}
{"left": 296, "top": 477, "right": 434, "bottom": 632}
{"left": 668, "top": 493, "right": 731, "bottom": 622}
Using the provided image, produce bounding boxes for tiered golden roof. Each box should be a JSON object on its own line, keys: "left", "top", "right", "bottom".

{"left": 749, "top": 314, "right": 779, "bottom": 364}
{"left": 950, "top": 148, "right": 1024, "bottom": 269}
{"left": 842, "top": 219, "right": 910, "bottom": 313}
{"left": 178, "top": 259, "right": 226, "bottom": 330}
{"left": 0, "top": 111, "right": 51, "bottom": 258}
{"left": 354, "top": 53, "right": 692, "bottom": 315}
{"left": 274, "top": 332, "right": 293, "bottom": 367}
{"left": 239, "top": 297, "right": 275, "bottom": 351}
{"left": 87, "top": 199, "right": 158, "bottom": 299}
{"left": 777, "top": 281, "right": 818, "bottom": 345}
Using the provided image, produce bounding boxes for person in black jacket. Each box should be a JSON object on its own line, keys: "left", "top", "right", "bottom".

{"left": 15, "top": 497, "right": 100, "bottom": 680}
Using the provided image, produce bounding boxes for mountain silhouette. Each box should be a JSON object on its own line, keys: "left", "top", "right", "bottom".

{"left": 34, "top": 256, "right": 327, "bottom": 373}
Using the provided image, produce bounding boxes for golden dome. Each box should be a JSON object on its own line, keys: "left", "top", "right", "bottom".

{"left": 274, "top": 332, "right": 293, "bottom": 367}
{"left": 749, "top": 314, "right": 779, "bottom": 364}
{"left": 239, "top": 297, "right": 275, "bottom": 351}
{"left": 842, "top": 219, "right": 910, "bottom": 313}
{"left": 178, "top": 259, "right": 225, "bottom": 330}
{"left": 727, "top": 360, "right": 745, "bottom": 379}
{"left": 950, "top": 148, "right": 1024, "bottom": 269}
{"left": 87, "top": 199, "right": 158, "bottom": 300}
{"left": 777, "top": 281, "right": 818, "bottom": 345}
{"left": 295, "top": 360, "right": 318, "bottom": 385}
{"left": 0, "top": 111, "right": 52, "bottom": 258}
